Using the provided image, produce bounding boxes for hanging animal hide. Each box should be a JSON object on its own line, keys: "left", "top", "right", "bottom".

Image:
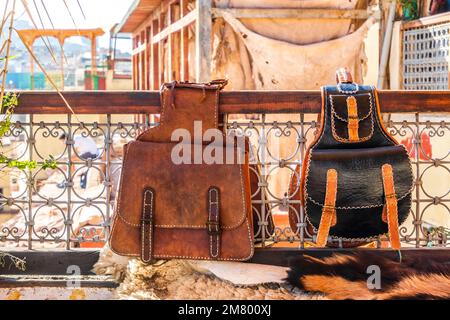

{"left": 214, "top": 0, "right": 359, "bottom": 45}
{"left": 286, "top": 251, "right": 450, "bottom": 299}
{"left": 220, "top": 12, "right": 373, "bottom": 90}
{"left": 210, "top": 0, "right": 368, "bottom": 89}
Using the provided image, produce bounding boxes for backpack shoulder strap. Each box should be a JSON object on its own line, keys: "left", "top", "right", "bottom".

{"left": 137, "top": 80, "right": 227, "bottom": 142}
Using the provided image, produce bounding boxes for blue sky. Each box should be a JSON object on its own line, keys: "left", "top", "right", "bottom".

{"left": 8, "top": 0, "right": 135, "bottom": 48}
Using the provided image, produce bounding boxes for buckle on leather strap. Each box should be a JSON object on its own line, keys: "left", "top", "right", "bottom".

{"left": 141, "top": 187, "right": 155, "bottom": 263}
{"left": 385, "top": 193, "right": 396, "bottom": 199}
{"left": 206, "top": 221, "right": 221, "bottom": 235}
{"left": 207, "top": 186, "right": 221, "bottom": 259}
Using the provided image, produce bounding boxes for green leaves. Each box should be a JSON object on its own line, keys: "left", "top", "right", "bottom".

{"left": 0, "top": 116, "right": 11, "bottom": 137}
{"left": 42, "top": 155, "right": 58, "bottom": 169}
{"left": 1, "top": 93, "right": 57, "bottom": 172}
{"left": 0, "top": 155, "right": 57, "bottom": 171}
{"left": 0, "top": 155, "right": 37, "bottom": 170}
{"left": 1, "top": 92, "right": 17, "bottom": 150}
{"left": 1, "top": 91, "right": 18, "bottom": 114}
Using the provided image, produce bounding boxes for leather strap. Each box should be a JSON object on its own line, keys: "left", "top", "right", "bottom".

{"left": 335, "top": 67, "right": 353, "bottom": 84}
{"left": 136, "top": 80, "right": 227, "bottom": 143}
{"left": 381, "top": 164, "right": 401, "bottom": 250}
{"left": 141, "top": 187, "right": 155, "bottom": 263}
{"left": 346, "top": 96, "right": 359, "bottom": 141}
{"left": 207, "top": 187, "right": 221, "bottom": 259}
{"left": 316, "top": 169, "right": 338, "bottom": 247}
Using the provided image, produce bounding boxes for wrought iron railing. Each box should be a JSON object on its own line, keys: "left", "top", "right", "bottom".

{"left": 0, "top": 91, "right": 449, "bottom": 250}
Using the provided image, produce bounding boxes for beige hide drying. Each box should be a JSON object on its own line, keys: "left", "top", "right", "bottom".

{"left": 210, "top": 0, "right": 365, "bottom": 88}
{"left": 221, "top": 13, "right": 373, "bottom": 90}
{"left": 211, "top": 21, "right": 255, "bottom": 90}
{"left": 214, "top": 0, "right": 359, "bottom": 45}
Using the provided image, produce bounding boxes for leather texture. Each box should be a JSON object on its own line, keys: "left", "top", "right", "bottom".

{"left": 289, "top": 82, "right": 413, "bottom": 244}
{"left": 110, "top": 81, "right": 254, "bottom": 261}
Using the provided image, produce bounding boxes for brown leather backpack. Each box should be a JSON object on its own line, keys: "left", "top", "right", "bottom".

{"left": 110, "top": 80, "right": 254, "bottom": 262}
{"left": 289, "top": 69, "right": 413, "bottom": 249}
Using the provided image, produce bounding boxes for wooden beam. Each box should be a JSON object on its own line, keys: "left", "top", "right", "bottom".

{"left": 146, "top": 26, "right": 151, "bottom": 90}
{"left": 152, "top": 19, "right": 160, "bottom": 89}
{"left": 151, "top": 9, "right": 197, "bottom": 44}
{"left": 401, "top": 11, "right": 450, "bottom": 30}
{"left": 180, "top": 0, "right": 189, "bottom": 81}
{"left": 158, "top": 14, "right": 165, "bottom": 84}
{"left": 132, "top": 36, "right": 138, "bottom": 89}
{"left": 132, "top": 0, "right": 179, "bottom": 37}
{"left": 15, "top": 28, "right": 105, "bottom": 45}
{"left": 172, "top": 5, "right": 181, "bottom": 81}
{"left": 141, "top": 29, "right": 146, "bottom": 90}
{"left": 132, "top": 42, "right": 146, "bottom": 55}
{"left": 211, "top": 8, "right": 370, "bottom": 19}
{"left": 167, "top": 4, "right": 174, "bottom": 81}
{"left": 91, "top": 36, "right": 97, "bottom": 76}
{"left": 196, "top": 0, "right": 212, "bottom": 82}
{"left": 15, "top": 90, "right": 450, "bottom": 114}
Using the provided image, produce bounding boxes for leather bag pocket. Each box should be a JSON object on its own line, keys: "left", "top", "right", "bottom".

{"left": 329, "top": 93, "right": 374, "bottom": 143}
{"left": 303, "top": 145, "right": 413, "bottom": 238}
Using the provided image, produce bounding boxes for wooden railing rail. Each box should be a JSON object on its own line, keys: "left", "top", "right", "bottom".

{"left": 15, "top": 90, "right": 450, "bottom": 114}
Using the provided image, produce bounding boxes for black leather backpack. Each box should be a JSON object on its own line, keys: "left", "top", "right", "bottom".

{"left": 289, "top": 69, "right": 413, "bottom": 249}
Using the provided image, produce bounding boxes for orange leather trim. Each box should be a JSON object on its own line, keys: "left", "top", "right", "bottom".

{"left": 381, "top": 164, "right": 401, "bottom": 250}
{"left": 331, "top": 208, "right": 337, "bottom": 227}
{"left": 346, "top": 96, "right": 359, "bottom": 141}
{"left": 316, "top": 169, "right": 338, "bottom": 247}
{"left": 382, "top": 205, "right": 388, "bottom": 223}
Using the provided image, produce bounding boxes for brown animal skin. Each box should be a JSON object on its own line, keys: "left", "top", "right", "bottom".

{"left": 286, "top": 251, "right": 450, "bottom": 300}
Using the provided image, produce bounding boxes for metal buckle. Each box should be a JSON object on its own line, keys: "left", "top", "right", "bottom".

{"left": 206, "top": 221, "right": 220, "bottom": 235}
{"left": 385, "top": 193, "right": 397, "bottom": 199}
